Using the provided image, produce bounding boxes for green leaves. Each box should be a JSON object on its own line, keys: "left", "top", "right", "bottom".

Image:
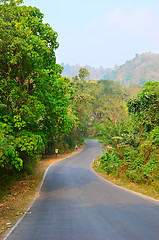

{"left": 0, "top": 1, "right": 72, "bottom": 172}
{"left": 0, "top": 0, "right": 59, "bottom": 82}
{"left": 0, "top": 122, "right": 22, "bottom": 170}
{"left": 16, "top": 131, "right": 44, "bottom": 155}
{"left": 96, "top": 81, "right": 159, "bottom": 186}
{"left": 127, "top": 81, "right": 159, "bottom": 132}
{"left": 13, "top": 115, "right": 26, "bottom": 130}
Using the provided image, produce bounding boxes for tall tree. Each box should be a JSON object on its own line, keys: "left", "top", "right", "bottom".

{"left": 78, "top": 67, "right": 90, "bottom": 81}
{"left": 0, "top": 0, "right": 71, "bottom": 171}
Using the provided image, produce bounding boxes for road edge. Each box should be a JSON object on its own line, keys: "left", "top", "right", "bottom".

{"left": 3, "top": 145, "right": 86, "bottom": 240}
{"left": 91, "top": 161, "right": 159, "bottom": 204}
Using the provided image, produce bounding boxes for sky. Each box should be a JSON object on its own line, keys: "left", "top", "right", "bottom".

{"left": 23, "top": 0, "right": 159, "bottom": 68}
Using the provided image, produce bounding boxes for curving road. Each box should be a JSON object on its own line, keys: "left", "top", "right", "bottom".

{"left": 5, "top": 139, "right": 159, "bottom": 240}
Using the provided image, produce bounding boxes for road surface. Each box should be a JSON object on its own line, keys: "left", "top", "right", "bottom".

{"left": 5, "top": 139, "right": 159, "bottom": 240}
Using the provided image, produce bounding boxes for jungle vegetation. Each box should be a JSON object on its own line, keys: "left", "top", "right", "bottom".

{"left": 0, "top": 0, "right": 158, "bottom": 196}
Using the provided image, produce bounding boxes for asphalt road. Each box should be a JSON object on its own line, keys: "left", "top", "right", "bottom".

{"left": 6, "top": 139, "right": 159, "bottom": 240}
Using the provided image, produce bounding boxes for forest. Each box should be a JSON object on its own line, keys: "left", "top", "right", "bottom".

{"left": 0, "top": 0, "right": 159, "bottom": 198}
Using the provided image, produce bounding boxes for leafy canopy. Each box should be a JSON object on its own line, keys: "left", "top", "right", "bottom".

{"left": 0, "top": 0, "right": 72, "bottom": 171}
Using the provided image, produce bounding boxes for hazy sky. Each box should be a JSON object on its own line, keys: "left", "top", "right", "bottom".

{"left": 23, "top": 0, "right": 159, "bottom": 68}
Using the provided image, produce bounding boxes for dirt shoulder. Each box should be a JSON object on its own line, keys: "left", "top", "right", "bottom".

{"left": 92, "top": 166, "right": 159, "bottom": 201}
{"left": 0, "top": 146, "right": 84, "bottom": 239}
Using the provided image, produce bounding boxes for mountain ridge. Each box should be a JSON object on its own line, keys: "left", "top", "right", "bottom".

{"left": 61, "top": 52, "right": 159, "bottom": 86}
{"left": 103, "top": 52, "right": 159, "bottom": 86}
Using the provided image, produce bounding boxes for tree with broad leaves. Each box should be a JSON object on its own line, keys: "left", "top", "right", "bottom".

{"left": 0, "top": 0, "right": 72, "bottom": 171}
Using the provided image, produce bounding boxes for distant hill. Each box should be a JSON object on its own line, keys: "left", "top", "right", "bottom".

{"left": 61, "top": 63, "right": 111, "bottom": 80}
{"left": 103, "top": 52, "right": 159, "bottom": 86}
{"left": 61, "top": 53, "right": 159, "bottom": 86}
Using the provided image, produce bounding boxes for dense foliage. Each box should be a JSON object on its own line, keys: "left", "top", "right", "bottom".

{"left": 94, "top": 81, "right": 159, "bottom": 191}
{"left": 0, "top": 0, "right": 72, "bottom": 174}
{"left": 68, "top": 76, "right": 130, "bottom": 146}
{"left": 1, "top": 0, "right": 158, "bottom": 197}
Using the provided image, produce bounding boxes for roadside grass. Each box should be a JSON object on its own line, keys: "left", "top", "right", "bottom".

{"left": 92, "top": 166, "right": 159, "bottom": 201}
{"left": 0, "top": 146, "right": 84, "bottom": 239}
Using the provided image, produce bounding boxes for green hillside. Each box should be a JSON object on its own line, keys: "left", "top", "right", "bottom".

{"left": 103, "top": 52, "right": 159, "bottom": 86}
